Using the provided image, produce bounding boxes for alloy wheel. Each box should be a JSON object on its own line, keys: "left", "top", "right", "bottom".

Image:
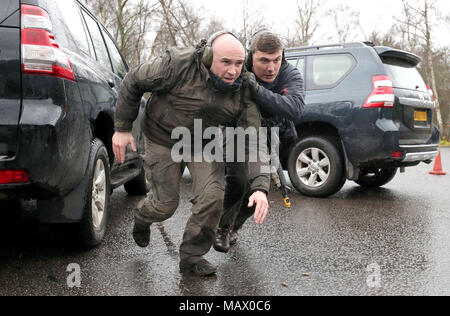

{"left": 91, "top": 159, "right": 106, "bottom": 229}
{"left": 296, "top": 147, "right": 331, "bottom": 187}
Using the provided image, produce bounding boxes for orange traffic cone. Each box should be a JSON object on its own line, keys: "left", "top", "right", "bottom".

{"left": 429, "top": 150, "right": 446, "bottom": 175}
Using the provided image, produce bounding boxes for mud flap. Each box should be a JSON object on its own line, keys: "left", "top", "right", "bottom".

{"left": 37, "top": 165, "right": 90, "bottom": 224}
{"left": 340, "top": 139, "right": 359, "bottom": 181}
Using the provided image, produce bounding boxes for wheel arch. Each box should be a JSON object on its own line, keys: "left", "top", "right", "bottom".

{"left": 93, "top": 112, "right": 115, "bottom": 166}
{"left": 295, "top": 121, "right": 344, "bottom": 155}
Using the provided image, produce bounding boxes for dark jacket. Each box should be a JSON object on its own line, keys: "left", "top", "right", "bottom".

{"left": 253, "top": 62, "right": 305, "bottom": 139}
{"left": 114, "top": 41, "right": 269, "bottom": 193}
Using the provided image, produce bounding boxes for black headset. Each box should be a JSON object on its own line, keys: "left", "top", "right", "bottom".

{"left": 246, "top": 29, "right": 286, "bottom": 70}
{"left": 202, "top": 30, "right": 242, "bottom": 68}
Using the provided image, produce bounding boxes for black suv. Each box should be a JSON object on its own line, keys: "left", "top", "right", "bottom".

{"left": 0, "top": 0, "right": 147, "bottom": 246}
{"left": 282, "top": 42, "right": 440, "bottom": 197}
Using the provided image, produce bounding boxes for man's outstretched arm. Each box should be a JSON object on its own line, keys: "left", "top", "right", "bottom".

{"left": 113, "top": 52, "right": 174, "bottom": 163}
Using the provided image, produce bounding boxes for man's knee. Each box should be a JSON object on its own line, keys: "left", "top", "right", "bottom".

{"left": 192, "top": 182, "right": 224, "bottom": 216}
{"left": 139, "top": 198, "right": 179, "bottom": 222}
{"left": 205, "top": 182, "right": 225, "bottom": 206}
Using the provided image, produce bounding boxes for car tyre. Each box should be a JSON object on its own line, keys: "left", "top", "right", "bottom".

{"left": 77, "top": 138, "right": 111, "bottom": 248}
{"left": 288, "top": 136, "right": 346, "bottom": 197}
{"left": 354, "top": 167, "right": 397, "bottom": 188}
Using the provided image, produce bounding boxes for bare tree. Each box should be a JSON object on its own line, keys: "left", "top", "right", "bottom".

{"left": 394, "top": 0, "right": 420, "bottom": 54}
{"left": 232, "top": 0, "right": 267, "bottom": 46}
{"left": 325, "top": 4, "right": 360, "bottom": 43}
{"left": 84, "top": 0, "right": 157, "bottom": 66}
{"left": 395, "top": 0, "right": 445, "bottom": 138}
{"left": 199, "top": 18, "right": 227, "bottom": 40}
{"left": 84, "top": 0, "right": 115, "bottom": 28}
{"left": 368, "top": 28, "right": 402, "bottom": 49}
{"left": 148, "top": 0, "right": 204, "bottom": 60}
{"left": 292, "top": 0, "right": 322, "bottom": 46}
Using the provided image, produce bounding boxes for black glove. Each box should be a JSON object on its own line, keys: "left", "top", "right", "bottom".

{"left": 242, "top": 71, "right": 259, "bottom": 95}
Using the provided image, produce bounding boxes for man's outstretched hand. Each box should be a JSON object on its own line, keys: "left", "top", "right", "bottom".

{"left": 248, "top": 191, "right": 269, "bottom": 224}
{"left": 112, "top": 131, "right": 137, "bottom": 163}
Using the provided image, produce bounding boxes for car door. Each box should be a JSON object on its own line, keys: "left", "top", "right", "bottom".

{"left": 77, "top": 7, "right": 117, "bottom": 125}
{"left": 0, "top": 0, "right": 21, "bottom": 159}
{"left": 100, "top": 28, "right": 146, "bottom": 157}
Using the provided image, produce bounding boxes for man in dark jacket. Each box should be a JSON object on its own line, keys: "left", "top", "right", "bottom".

{"left": 112, "top": 32, "right": 270, "bottom": 276}
{"left": 214, "top": 31, "right": 305, "bottom": 253}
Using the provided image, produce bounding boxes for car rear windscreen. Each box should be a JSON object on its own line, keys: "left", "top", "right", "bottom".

{"left": 383, "top": 58, "right": 427, "bottom": 92}
{"left": 0, "top": 0, "right": 19, "bottom": 25}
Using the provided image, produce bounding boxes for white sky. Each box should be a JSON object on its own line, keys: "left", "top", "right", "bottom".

{"left": 192, "top": 0, "right": 450, "bottom": 48}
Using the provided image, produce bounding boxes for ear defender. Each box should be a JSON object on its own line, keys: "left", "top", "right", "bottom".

{"left": 202, "top": 30, "right": 243, "bottom": 69}
{"left": 246, "top": 29, "right": 286, "bottom": 70}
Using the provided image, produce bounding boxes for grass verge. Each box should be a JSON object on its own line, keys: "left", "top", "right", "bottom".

{"left": 439, "top": 139, "right": 450, "bottom": 147}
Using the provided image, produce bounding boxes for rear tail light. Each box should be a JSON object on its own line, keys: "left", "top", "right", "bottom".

{"left": 426, "top": 85, "right": 435, "bottom": 101}
{"left": 391, "top": 151, "right": 403, "bottom": 159}
{"left": 21, "top": 4, "right": 76, "bottom": 81}
{"left": 21, "top": 4, "right": 52, "bottom": 32}
{"left": 362, "top": 76, "right": 394, "bottom": 108}
{"left": 0, "top": 170, "right": 30, "bottom": 184}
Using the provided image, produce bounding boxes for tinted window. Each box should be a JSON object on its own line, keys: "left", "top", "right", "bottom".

{"left": 383, "top": 59, "right": 427, "bottom": 92}
{"left": 56, "top": 0, "right": 92, "bottom": 56}
{"left": 82, "top": 10, "right": 112, "bottom": 72}
{"left": 0, "top": 0, "right": 19, "bottom": 25}
{"left": 102, "top": 29, "right": 128, "bottom": 78}
{"left": 297, "top": 58, "right": 305, "bottom": 79}
{"left": 288, "top": 59, "right": 298, "bottom": 67}
{"left": 287, "top": 58, "right": 305, "bottom": 80}
{"left": 308, "top": 54, "right": 355, "bottom": 89}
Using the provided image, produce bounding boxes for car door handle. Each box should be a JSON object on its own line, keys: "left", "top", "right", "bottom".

{"left": 107, "top": 79, "right": 115, "bottom": 88}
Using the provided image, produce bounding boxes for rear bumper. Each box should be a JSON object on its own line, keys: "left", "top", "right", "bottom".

{"left": 399, "top": 144, "right": 439, "bottom": 163}
{"left": 343, "top": 114, "right": 440, "bottom": 168}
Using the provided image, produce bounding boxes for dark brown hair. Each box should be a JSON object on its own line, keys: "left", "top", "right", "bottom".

{"left": 251, "top": 33, "right": 283, "bottom": 54}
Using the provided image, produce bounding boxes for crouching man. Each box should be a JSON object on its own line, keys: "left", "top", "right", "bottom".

{"left": 113, "top": 32, "right": 270, "bottom": 277}
{"left": 215, "top": 31, "right": 305, "bottom": 253}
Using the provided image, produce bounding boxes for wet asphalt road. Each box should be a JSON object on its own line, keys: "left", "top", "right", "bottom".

{"left": 0, "top": 148, "right": 449, "bottom": 296}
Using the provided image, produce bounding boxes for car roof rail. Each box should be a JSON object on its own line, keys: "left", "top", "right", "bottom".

{"left": 285, "top": 42, "right": 370, "bottom": 53}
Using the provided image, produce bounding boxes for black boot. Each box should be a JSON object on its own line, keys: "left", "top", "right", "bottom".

{"left": 132, "top": 209, "right": 151, "bottom": 248}
{"left": 180, "top": 258, "right": 217, "bottom": 277}
{"left": 213, "top": 227, "right": 231, "bottom": 253}
{"left": 229, "top": 229, "right": 238, "bottom": 246}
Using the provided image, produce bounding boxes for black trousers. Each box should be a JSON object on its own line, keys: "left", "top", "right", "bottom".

{"left": 218, "top": 162, "right": 255, "bottom": 232}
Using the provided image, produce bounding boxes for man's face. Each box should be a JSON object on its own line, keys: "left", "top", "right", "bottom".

{"left": 252, "top": 50, "right": 283, "bottom": 83}
{"left": 210, "top": 44, "right": 245, "bottom": 84}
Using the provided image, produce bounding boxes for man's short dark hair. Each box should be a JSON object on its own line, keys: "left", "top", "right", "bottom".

{"left": 251, "top": 33, "right": 283, "bottom": 54}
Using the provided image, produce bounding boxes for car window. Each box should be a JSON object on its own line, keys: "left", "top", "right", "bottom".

{"left": 81, "top": 10, "right": 113, "bottom": 72}
{"left": 308, "top": 54, "right": 355, "bottom": 90}
{"left": 0, "top": 0, "right": 19, "bottom": 25}
{"left": 56, "top": 0, "right": 93, "bottom": 56}
{"left": 102, "top": 28, "right": 128, "bottom": 79}
{"left": 287, "top": 58, "right": 305, "bottom": 80}
{"left": 383, "top": 59, "right": 427, "bottom": 92}
{"left": 287, "top": 59, "right": 298, "bottom": 67}
{"left": 297, "top": 58, "right": 305, "bottom": 79}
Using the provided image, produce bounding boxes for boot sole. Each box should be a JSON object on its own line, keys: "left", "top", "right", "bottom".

{"left": 213, "top": 243, "right": 230, "bottom": 253}
{"left": 180, "top": 266, "right": 217, "bottom": 277}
